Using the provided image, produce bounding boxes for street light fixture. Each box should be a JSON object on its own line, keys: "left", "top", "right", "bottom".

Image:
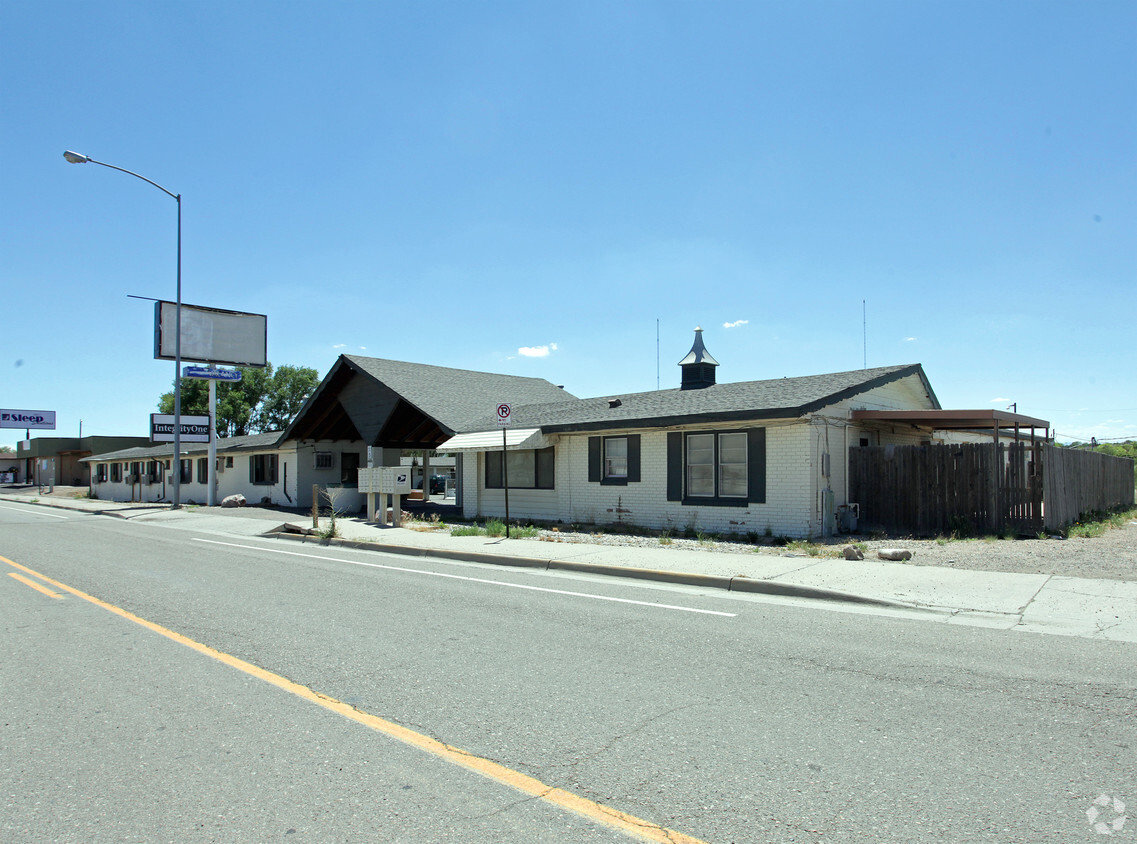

{"left": 64, "top": 150, "right": 185, "bottom": 508}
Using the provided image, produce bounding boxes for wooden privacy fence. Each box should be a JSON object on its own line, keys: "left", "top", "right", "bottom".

{"left": 849, "top": 443, "right": 1135, "bottom": 536}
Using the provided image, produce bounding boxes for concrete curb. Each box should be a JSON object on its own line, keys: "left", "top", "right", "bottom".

{"left": 270, "top": 528, "right": 903, "bottom": 608}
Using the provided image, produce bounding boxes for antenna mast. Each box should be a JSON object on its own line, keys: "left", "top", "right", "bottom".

{"left": 862, "top": 300, "right": 867, "bottom": 368}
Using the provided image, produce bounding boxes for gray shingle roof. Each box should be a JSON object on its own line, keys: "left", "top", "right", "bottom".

{"left": 82, "top": 431, "right": 284, "bottom": 462}
{"left": 457, "top": 364, "right": 934, "bottom": 433}
{"left": 341, "top": 355, "right": 576, "bottom": 433}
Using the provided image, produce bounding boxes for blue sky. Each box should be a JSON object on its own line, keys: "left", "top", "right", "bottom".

{"left": 2, "top": 0, "right": 1134, "bottom": 449}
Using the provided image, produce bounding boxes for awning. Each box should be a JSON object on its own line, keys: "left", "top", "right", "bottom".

{"left": 434, "top": 428, "right": 550, "bottom": 453}
{"left": 851, "top": 409, "right": 1049, "bottom": 432}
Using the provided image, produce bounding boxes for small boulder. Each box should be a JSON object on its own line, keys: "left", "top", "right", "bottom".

{"left": 221, "top": 494, "right": 247, "bottom": 508}
{"left": 843, "top": 544, "right": 864, "bottom": 561}
{"left": 878, "top": 547, "right": 913, "bottom": 561}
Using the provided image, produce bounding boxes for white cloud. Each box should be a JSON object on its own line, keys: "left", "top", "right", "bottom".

{"left": 903, "top": 337, "right": 917, "bottom": 342}
{"left": 518, "top": 344, "right": 554, "bottom": 358}
{"left": 723, "top": 319, "right": 749, "bottom": 329}
{"left": 333, "top": 343, "right": 347, "bottom": 349}
{"left": 990, "top": 397, "right": 1011, "bottom": 404}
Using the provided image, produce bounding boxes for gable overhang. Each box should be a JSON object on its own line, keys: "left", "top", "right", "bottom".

{"left": 281, "top": 355, "right": 453, "bottom": 448}
{"left": 799, "top": 364, "right": 939, "bottom": 415}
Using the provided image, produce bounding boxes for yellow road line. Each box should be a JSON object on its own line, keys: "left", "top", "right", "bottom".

{"left": 7, "top": 571, "right": 64, "bottom": 599}
{"left": 0, "top": 554, "right": 707, "bottom": 844}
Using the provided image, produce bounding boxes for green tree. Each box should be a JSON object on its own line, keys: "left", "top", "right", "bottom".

{"left": 157, "top": 363, "right": 319, "bottom": 438}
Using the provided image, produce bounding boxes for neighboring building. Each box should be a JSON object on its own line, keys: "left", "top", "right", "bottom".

{"left": 84, "top": 433, "right": 291, "bottom": 505}
{"left": 11, "top": 436, "right": 151, "bottom": 487}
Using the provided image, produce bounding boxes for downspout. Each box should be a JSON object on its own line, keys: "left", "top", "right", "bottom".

{"left": 283, "top": 461, "right": 292, "bottom": 503}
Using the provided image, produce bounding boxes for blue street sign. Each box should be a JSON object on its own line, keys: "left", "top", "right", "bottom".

{"left": 183, "top": 366, "right": 243, "bottom": 382}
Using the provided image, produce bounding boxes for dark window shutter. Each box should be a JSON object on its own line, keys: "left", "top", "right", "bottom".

{"left": 587, "top": 436, "right": 601, "bottom": 482}
{"left": 666, "top": 432, "right": 682, "bottom": 501}
{"left": 270, "top": 454, "right": 279, "bottom": 484}
{"left": 627, "top": 435, "right": 641, "bottom": 483}
{"left": 748, "top": 428, "right": 766, "bottom": 503}
{"left": 249, "top": 456, "right": 255, "bottom": 484}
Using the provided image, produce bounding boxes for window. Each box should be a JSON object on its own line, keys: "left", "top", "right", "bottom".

{"left": 587, "top": 435, "right": 641, "bottom": 485}
{"left": 485, "top": 447, "right": 554, "bottom": 489}
{"left": 224, "top": 456, "right": 234, "bottom": 468}
{"left": 130, "top": 461, "right": 142, "bottom": 481}
{"left": 96, "top": 464, "right": 108, "bottom": 483}
{"left": 196, "top": 458, "right": 208, "bottom": 484}
{"left": 148, "top": 461, "right": 163, "bottom": 482}
{"left": 250, "top": 454, "right": 278, "bottom": 485}
{"left": 180, "top": 459, "right": 193, "bottom": 485}
{"left": 341, "top": 452, "right": 361, "bottom": 486}
{"left": 667, "top": 428, "right": 765, "bottom": 506}
{"left": 314, "top": 451, "right": 334, "bottom": 470}
{"left": 110, "top": 463, "right": 123, "bottom": 483}
{"left": 605, "top": 438, "right": 627, "bottom": 479}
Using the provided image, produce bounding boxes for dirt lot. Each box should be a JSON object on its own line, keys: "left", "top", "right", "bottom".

{"left": 528, "top": 519, "right": 1137, "bottom": 582}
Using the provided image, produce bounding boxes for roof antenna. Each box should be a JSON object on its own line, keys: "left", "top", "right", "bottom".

{"left": 862, "top": 299, "right": 867, "bottom": 369}
{"left": 656, "top": 318, "right": 660, "bottom": 390}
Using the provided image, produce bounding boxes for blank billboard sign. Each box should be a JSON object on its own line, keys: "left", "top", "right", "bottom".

{"left": 154, "top": 301, "right": 267, "bottom": 367}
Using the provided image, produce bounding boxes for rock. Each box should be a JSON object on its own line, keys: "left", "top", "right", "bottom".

{"left": 843, "top": 544, "right": 864, "bottom": 561}
{"left": 221, "top": 494, "right": 246, "bottom": 508}
{"left": 878, "top": 547, "right": 913, "bottom": 561}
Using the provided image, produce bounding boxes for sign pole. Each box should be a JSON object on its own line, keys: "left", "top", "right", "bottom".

{"left": 502, "top": 425, "right": 510, "bottom": 538}
{"left": 208, "top": 378, "right": 218, "bottom": 506}
{"left": 495, "top": 402, "right": 513, "bottom": 538}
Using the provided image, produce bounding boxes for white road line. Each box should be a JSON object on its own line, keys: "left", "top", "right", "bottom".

{"left": 0, "top": 504, "right": 70, "bottom": 520}
{"left": 194, "top": 538, "right": 737, "bottom": 617}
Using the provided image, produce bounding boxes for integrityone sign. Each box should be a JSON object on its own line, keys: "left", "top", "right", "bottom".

{"left": 150, "top": 414, "right": 212, "bottom": 444}
{"left": 0, "top": 409, "right": 56, "bottom": 430}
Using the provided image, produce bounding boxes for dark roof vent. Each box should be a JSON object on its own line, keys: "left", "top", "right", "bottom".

{"left": 678, "top": 326, "right": 719, "bottom": 390}
{"left": 608, "top": 398, "right": 622, "bottom": 408}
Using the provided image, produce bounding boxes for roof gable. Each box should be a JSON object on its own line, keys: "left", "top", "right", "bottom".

{"left": 280, "top": 355, "right": 574, "bottom": 446}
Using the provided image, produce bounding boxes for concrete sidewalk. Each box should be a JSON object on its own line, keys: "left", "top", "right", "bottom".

{"left": 3, "top": 490, "right": 1136, "bottom": 644}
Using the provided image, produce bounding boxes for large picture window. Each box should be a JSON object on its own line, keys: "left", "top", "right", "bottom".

{"left": 485, "top": 447, "right": 554, "bottom": 490}
{"left": 667, "top": 428, "right": 765, "bottom": 506}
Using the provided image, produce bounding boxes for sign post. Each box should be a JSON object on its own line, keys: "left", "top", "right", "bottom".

{"left": 184, "top": 366, "right": 242, "bottom": 507}
{"left": 496, "top": 403, "right": 512, "bottom": 538}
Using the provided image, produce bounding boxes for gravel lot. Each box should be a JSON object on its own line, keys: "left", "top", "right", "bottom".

{"left": 522, "top": 518, "right": 1137, "bottom": 582}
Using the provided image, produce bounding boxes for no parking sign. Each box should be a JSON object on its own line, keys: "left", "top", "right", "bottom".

{"left": 496, "top": 403, "right": 512, "bottom": 427}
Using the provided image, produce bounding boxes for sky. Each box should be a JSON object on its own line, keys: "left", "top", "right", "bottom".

{"left": 2, "top": 0, "right": 1134, "bottom": 450}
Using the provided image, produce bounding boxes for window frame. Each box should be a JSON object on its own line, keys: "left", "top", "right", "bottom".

{"left": 314, "top": 451, "right": 334, "bottom": 470}
{"left": 667, "top": 428, "right": 765, "bottom": 507}
{"left": 340, "top": 452, "right": 361, "bottom": 486}
{"left": 110, "top": 463, "right": 123, "bottom": 483}
{"left": 250, "top": 453, "right": 279, "bottom": 486}
{"left": 587, "top": 434, "right": 641, "bottom": 485}
{"left": 196, "top": 457, "right": 208, "bottom": 485}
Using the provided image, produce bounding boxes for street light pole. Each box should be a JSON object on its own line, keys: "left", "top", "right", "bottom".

{"left": 64, "top": 150, "right": 185, "bottom": 508}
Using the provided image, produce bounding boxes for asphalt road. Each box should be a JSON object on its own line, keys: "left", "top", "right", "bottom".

{"left": 2, "top": 505, "right": 1135, "bottom": 843}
